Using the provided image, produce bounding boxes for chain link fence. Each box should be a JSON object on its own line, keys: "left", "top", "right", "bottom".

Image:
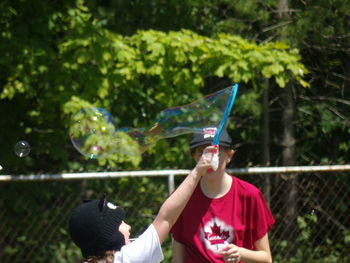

{"left": 1, "top": 168, "right": 349, "bottom": 262}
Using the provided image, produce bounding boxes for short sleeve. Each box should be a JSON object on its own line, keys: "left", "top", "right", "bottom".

{"left": 115, "top": 224, "right": 164, "bottom": 263}
{"left": 251, "top": 190, "right": 275, "bottom": 242}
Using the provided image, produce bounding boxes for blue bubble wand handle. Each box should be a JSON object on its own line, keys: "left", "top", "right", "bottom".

{"left": 207, "top": 83, "right": 239, "bottom": 173}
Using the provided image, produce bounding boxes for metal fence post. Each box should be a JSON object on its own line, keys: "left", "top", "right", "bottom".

{"left": 168, "top": 173, "right": 175, "bottom": 194}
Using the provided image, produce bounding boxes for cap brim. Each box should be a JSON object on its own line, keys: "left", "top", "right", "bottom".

{"left": 190, "top": 140, "right": 232, "bottom": 149}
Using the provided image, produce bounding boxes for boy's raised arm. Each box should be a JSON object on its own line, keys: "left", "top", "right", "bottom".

{"left": 152, "top": 145, "right": 215, "bottom": 243}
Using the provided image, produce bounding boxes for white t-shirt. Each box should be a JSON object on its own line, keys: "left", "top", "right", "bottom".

{"left": 114, "top": 224, "right": 164, "bottom": 263}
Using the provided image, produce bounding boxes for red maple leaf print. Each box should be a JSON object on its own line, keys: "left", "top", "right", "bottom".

{"left": 204, "top": 222, "right": 229, "bottom": 245}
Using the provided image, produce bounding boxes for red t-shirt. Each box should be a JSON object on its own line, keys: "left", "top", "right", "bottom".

{"left": 171, "top": 176, "right": 275, "bottom": 263}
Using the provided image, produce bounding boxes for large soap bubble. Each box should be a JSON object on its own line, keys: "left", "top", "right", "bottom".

{"left": 69, "top": 86, "right": 237, "bottom": 160}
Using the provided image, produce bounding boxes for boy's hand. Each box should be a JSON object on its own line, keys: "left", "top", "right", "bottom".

{"left": 219, "top": 244, "right": 241, "bottom": 263}
{"left": 194, "top": 145, "right": 219, "bottom": 176}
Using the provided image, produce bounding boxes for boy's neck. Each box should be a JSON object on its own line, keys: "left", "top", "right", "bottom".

{"left": 200, "top": 172, "right": 232, "bottom": 199}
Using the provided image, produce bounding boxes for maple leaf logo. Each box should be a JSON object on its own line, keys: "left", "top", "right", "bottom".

{"left": 201, "top": 217, "right": 234, "bottom": 253}
{"left": 204, "top": 221, "right": 231, "bottom": 245}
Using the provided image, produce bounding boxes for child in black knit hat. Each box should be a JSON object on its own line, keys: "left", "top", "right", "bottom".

{"left": 68, "top": 145, "right": 218, "bottom": 263}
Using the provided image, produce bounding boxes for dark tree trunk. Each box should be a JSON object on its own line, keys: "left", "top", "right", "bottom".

{"left": 279, "top": 0, "right": 299, "bottom": 252}
{"left": 281, "top": 84, "right": 297, "bottom": 215}
{"left": 261, "top": 81, "right": 271, "bottom": 206}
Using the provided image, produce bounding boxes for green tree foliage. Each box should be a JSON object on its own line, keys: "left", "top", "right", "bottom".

{"left": 273, "top": 214, "right": 350, "bottom": 263}
{"left": 88, "top": 0, "right": 350, "bottom": 165}
{"left": 0, "top": 1, "right": 349, "bottom": 263}
{"left": 0, "top": 0, "right": 307, "bottom": 173}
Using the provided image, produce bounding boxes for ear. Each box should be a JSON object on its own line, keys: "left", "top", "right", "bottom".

{"left": 227, "top": 149, "right": 235, "bottom": 163}
{"left": 98, "top": 194, "right": 107, "bottom": 211}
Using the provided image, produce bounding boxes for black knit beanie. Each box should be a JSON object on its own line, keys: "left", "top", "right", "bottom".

{"left": 68, "top": 196, "right": 126, "bottom": 258}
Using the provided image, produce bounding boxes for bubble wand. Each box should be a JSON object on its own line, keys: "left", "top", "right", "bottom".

{"left": 207, "top": 83, "right": 239, "bottom": 173}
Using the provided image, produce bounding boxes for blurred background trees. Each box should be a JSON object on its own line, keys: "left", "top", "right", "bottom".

{"left": 1, "top": 0, "right": 348, "bottom": 174}
{"left": 0, "top": 1, "right": 349, "bottom": 262}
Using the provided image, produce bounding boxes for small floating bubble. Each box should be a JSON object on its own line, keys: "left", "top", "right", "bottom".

{"left": 14, "top": 140, "right": 31, "bottom": 157}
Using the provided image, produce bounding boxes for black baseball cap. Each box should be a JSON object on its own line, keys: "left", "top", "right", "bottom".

{"left": 68, "top": 196, "right": 126, "bottom": 258}
{"left": 190, "top": 127, "right": 232, "bottom": 149}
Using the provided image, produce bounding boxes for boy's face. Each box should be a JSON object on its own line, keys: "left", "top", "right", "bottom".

{"left": 192, "top": 144, "right": 234, "bottom": 167}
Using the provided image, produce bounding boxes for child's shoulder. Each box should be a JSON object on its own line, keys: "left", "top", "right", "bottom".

{"left": 231, "top": 175, "right": 261, "bottom": 197}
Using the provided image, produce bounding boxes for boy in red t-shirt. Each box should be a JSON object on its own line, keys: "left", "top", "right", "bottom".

{"left": 171, "top": 127, "right": 275, "bottom": 263}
